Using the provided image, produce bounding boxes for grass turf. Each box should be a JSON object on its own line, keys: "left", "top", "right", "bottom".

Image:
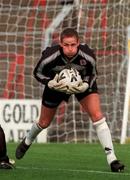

{"left": 0, "top": 143, "right": 130, "bottom": 180}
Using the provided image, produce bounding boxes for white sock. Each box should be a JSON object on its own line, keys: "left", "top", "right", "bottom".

{"left": 25, "top": 122, "right": 43, "bottom": 145}
{"left": 93, "top": 117, "right": 117, "bottom": 165}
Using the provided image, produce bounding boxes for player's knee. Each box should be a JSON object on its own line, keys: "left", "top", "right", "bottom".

{"left": 38, "top": 120, "right": 51, "bottom": 129}
{"left": 90, "top": 112, "right": 103, "bottom": 122}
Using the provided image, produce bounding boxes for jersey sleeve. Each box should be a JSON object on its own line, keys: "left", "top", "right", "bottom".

{"left": 79, "top": 44, "right": 98, "bottom": 87}
{"left": 33, "top": 48, "right": 51, "bottom": 85}
{"left": 86, "top": 48, "right": 98, "bottom": 88}
{"left": 33, "top": 46, "right": 60, "bottom": 85}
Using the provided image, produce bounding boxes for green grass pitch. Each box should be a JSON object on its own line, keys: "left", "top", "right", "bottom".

{"left": 0, "top": 143, "right": 130, "bottom": 180}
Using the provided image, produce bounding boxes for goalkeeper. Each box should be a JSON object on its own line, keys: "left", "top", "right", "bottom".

{"left": 16, "top": 28, "right": 125, "bottom": 172}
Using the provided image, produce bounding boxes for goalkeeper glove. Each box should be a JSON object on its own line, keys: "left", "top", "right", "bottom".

{"left": 48, "top": 74, "right": 67, "bottom": 93}
{"left": 67, "top": 81, "right": 89, "bottom": 94}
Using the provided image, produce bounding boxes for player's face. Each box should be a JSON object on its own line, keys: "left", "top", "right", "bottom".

{"left": 60, "top": 36, "right": 79, "bottom": 58}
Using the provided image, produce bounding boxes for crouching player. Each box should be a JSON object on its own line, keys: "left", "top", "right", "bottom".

{"left": 15, "top": 28, "right": 125, "bottom": 172}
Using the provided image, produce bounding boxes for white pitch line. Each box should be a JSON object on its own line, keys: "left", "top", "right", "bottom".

{"left": 17, "top": 166, "right": 130, "bottom": 176}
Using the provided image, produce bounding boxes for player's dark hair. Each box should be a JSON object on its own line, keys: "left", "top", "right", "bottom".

{"left": 60, "top": 28, "right": 79, "bottom": 42}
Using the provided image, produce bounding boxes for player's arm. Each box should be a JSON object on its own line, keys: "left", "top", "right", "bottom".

{"left": 67, "top": 46, "right": 97, "bottom": 94}
{"left": 33, "top": 52, "right": 50, "bottom": 85}
{"left": 33, "top": 46, "right": 60, "bottom": 85}
{"left": 81, "top": 45, "right": 98, "bottom": 88}
{"left": 33, "top": 48, "right": 68, "bottom": 93}
{"left": 34, "top": 60, "right": 67, "bottom": 93}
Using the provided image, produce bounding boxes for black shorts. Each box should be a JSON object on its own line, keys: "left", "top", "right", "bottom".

{"left": 42, "top": 81, "right": 98, "bottom": 108}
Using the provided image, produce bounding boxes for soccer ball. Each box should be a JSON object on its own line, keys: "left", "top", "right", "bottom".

{"left": 58, "top": 68, "right": 82, "bottom": 89}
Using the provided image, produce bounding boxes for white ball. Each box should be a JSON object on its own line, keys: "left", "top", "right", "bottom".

{"left": 58, "top": 68, "right": 82, "bottom": 88}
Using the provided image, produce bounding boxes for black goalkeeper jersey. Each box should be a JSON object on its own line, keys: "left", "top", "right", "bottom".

{"left": 33, "top": 44, "right": 97, "bottom": 88}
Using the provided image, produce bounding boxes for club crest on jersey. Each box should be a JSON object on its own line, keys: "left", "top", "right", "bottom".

{"left": 80, "top": 59, "right": 87, "bottom": 65}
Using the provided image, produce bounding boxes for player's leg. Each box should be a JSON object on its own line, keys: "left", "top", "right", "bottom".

{"left": 15, "top": 87, "right": 70, "bottom": 159}
{"left": 15, "top": 105, "right": 57, "bottom": 159}
{"left": 80, "top": 93, "right": 117, "bottom": 161}
{"left": 24, "top": 86, "right": 66, "bottom": 146}
{"left": 0, "top": 126, "right": 14, "bottom": 169}
{"left": 79, "top": 93, "right": 125, "bottom": 172}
